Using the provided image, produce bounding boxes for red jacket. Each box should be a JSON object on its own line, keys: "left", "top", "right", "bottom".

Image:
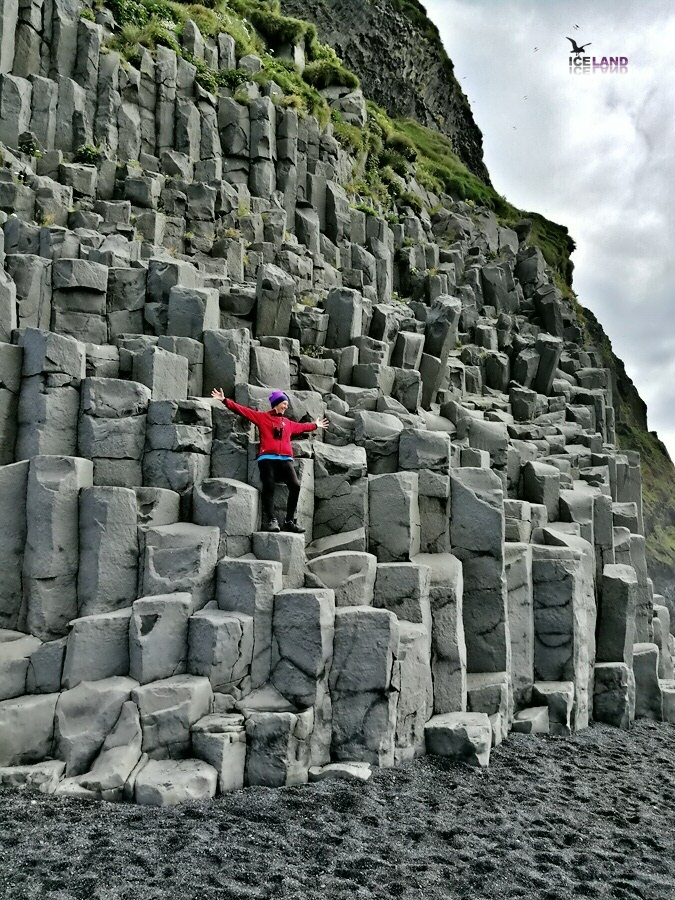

{"left": 224, "top": 398, "right": 317, "bottom": 458}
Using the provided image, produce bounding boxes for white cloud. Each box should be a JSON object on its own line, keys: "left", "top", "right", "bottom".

{"left": 426, "top": 0, "right": 675, "bottom": 453}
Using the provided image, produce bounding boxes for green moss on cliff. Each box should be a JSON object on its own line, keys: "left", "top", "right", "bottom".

{"left": 498, "top": 210, "right": 576, "bottom": 287}
{"left": 393, "top": 119, "right": 498, "bottom": 206}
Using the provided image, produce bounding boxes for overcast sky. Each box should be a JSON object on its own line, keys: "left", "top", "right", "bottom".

{"left": 425, "top": 0, "right": 675, "bottom": 457}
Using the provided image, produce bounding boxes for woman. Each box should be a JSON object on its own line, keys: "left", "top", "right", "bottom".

{"left": 211, "top": 388, "right": 329, "bottom": 533}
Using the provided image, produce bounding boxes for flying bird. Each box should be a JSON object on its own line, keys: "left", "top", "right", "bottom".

{"left": 573, "top": 23, "right": 580, "bottom": 29}
{"left": 567, "top": 37, "right": 592, "bottom": 54}
{"left": 534, "top": 47, "right": 538, "bottom": 51}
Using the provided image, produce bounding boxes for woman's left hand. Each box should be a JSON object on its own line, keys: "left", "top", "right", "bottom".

{"left": 315, "top": 417, "right": 330, "bottom": 429}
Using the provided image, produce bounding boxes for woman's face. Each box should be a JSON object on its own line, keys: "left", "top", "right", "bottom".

{"left": 274, "top": 400, "right": 289, "bottom": 414}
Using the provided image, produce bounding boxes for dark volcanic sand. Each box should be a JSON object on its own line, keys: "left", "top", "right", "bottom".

{"left": 2, "top": 721, "right": 675, "bottom": 900}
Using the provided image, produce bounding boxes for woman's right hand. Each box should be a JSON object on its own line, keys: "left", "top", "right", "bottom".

{"left": 211, "top": 388, "right": 225, "bottom": 402}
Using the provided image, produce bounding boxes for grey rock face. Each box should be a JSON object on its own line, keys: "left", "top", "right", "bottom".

{"left": 354, "top": 410, "right": 402, "bottom": 474}
{"left": 324, "top": 288, "right": 363, "bottom": 349}
{"left": 16, "top": 329, "right": 85, "bottom": 460}
{"left": 415, "top": 552, "right": 465, "bottom": 715}
{"left": 505, "top": 543, "right": 534, "bottom": 707}
{"left": 374, "top": 562, "right": 431, "bottom": 638}
{"left": 523, "top": 461, "right": 560, "bottom": 523}
{"left": 399, "top": 427, "right": 451, "bottom": 472}
{"left": 55, "top": 676, "right": 137, "bottom": 776}
{"left": 188, "top": 609, "right": 253, "bottom": 694}
{"left": 451, "top": 467, "right": 509, "bottom": 676}
{"left": 135, "top": 758, "right": 217, "bottom": 806}
{"left": 424, "top": 296, "right": 461, "bottom": 362}
{"left": 256, "top": 264, "right": 295, "bottom": 337}
{"left": 51, "top": 258, "right": 108, "bottom": 344}
{"left": 7, "top": 254, "right": 51, "bottom": 331}
{"left": 330, "top": 606, "right": 399, "bottom": 765}
{"left": 132, "top": 674, "right": 212, "bottom": 759}
{"left": 135, "top": 487, "right": 181, "bottom": 528}
{"left": 26, "top": 638, "right": 67, "bottom": 695}
{"left": 533, "top": 333, "right": 563, "bottom": 396}
{"left": 0, "top": 74, "right": 32, "bottom": 148}
{"left": 272, "top": 587, "right": 335, "bottom": 708}
{"left": 313, "top": 442, "right": 368, "bottom": 540}
{"left": 146, "top": 258, "right": 200, "bottom": 336}
{"left": 167, "top": 286, "right": 220, "bottom": 340}
{"left": 129, "top": 593, "right": 192, "bottom": 685}
{"left": 250, "top": 345, "right": 291, "bottom": 391}
{"left": 425, "top": 712, "right": 491, "bottom": 767}
{"left": 245, "top": 709, "right": 313, "bottom": 787}
{"left": 75, "top": 700, "right": 142, "bottom": 799}
{"left": 133, "top": 345, "right": 189, "bottom": 401}
{"left": 193, "top": 477, "right": 259, "bottom": 558}
{"left": 0, "top": 461, "right": 29, "bottom": 629}
{"left": 79, "top": 377, "right": 150, "bottom": 487}
{"left": 632, "top": 643, "right": 663, "bottom": 721}
{"left": 395, "top": 621, "right": 433, "bottom": 761}
{"left": 306, "top": 552, "right": 377, "bottom": 608}
{"left": 78, "top": 487, "right": 138, "bottom": 617}
{"left": 368, "top": 471, "right": 421, "bottom": 562}
{"left": 157, "top": 336, "right": 204, "bottom": 397}
{"left": 596, "top": 564, "right": 637, "bottom": 665}
{"left": 23, "top": 455, "right": 93, "bottom": 640}
{"left": 652, "top": 605, "right": 673, "bottom": 680}
{"left": 0, "top": 693, "right": 58, "bottom": 766}
{"left": 216, "top": 557, "right": 283, "bottom": 689}
{"left": 203, "top": 328, "right": 251, "bottom": 398}
{"left": 0, "top": 634, "right": 42, "bottom": 702}
{"left": 593, "top": 662, "right": 635, "bottom": 730}
{"left": 140, "top": 523, "right": 219, "bottom": 609}
{"left": 252, "top": 531, "right": 306, "bottom": 590}
{"left": 191, "top": 713, "right": 246, "bottom": 793}
{"left": 531, "top": 545, "right": 590, "bottom": 728}
{"left": 62, "top": 609, "right": 131, "bottom": 688}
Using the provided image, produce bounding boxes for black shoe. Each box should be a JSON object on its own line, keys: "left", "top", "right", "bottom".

{"left": 282, "top": 519, "right": 305, "bottom": 534}
{"left": 265, "top": 518, "right": 280, "bottom": 533}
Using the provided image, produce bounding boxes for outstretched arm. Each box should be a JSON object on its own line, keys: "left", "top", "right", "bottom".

{"left": 210, "top": 389, "right": 263, "bottom": 426}
{"left": 290, "top": 417, "right": 329, "bottom": 436}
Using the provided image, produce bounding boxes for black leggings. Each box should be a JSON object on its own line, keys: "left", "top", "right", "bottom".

{"left": 258, "top": 459, "right": 301, "bottom": 522}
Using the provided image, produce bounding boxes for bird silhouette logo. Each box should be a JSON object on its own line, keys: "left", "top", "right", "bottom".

{"left": 567, "top": 37, "right": 592, "bottom": 56}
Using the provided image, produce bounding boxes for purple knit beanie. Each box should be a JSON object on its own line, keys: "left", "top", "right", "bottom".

{"left": 269, "top": 390, "right": 289, "bottom": 408}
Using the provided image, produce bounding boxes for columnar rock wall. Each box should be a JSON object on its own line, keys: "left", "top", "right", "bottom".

{"left": 0, "top": 0, "right": 672, "bottom": 806}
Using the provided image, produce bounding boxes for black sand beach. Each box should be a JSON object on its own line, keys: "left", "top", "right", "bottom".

{"left": 2, "top": 721, "right": 675, "bottom": 900}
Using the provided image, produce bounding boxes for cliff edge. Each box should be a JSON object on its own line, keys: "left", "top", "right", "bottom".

{"left": 282, "top": 0, "right": 491, "bottom": 184}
